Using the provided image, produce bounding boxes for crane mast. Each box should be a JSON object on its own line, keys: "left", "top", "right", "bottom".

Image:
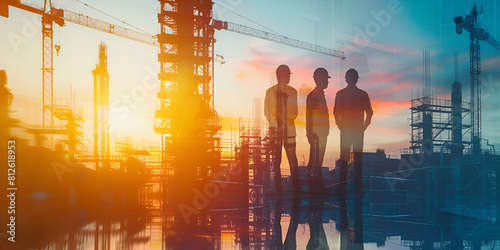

{"left": 469, "top": 5, "right": 482, "bottom": 155}
{"left": 454, "top": 4, "right": 500, "bottom": 154}
{"left": 42, "top": 0, "right": 55, "bottom": 147}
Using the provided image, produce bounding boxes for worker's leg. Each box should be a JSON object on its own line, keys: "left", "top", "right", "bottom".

{"left": 271, "top": 134, "right": 283, "bottom": 195}
{"left": 339, "top": 129, "right": 351, "bottom": 164}
{"left": 352, "top": 130, "right": 364, "bottom": 193}
{"left": 307, "top": 136, "right": 316, "bottom": 191}
{"left": 339, "top": 130, "right": 352, "bottom": 192}
{"left": 317, "top": 134, "right": 328, "bottom": 168}
{"left": 315, "top": 134, "right": 328, "bottom": 189}
{"left": 352, "top": 128, "right": 364, "bottom": 154}
{"left": 285, "top": 137, "right": 301, "bottom": 192}
{"left": 275, "top": 147, "right": 282, "bottom": 195}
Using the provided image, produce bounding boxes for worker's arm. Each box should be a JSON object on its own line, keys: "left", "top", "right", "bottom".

{"left": 264, "top": 88, "right": 272, "bottom": 124}
{"left": 306, "top": 93, "right": 313, "bottom": 137}
{"left": 288, "top": 87, "right": 298, "bottom": 120}
{"left": 333, "top": 91, "right": 343, "bottom": 130}
{"left": 363, "top": 92, "right": 373, "bottom": 131}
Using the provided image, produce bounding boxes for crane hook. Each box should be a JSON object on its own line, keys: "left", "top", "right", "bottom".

{"left": 55, "top": 45, "right": 61, "bottom": 56}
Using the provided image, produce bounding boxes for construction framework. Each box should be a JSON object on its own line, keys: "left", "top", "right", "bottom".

{"left": 92, "top": 42, "right": 110, "bottom": 170}
{"left": 154, "top": 0, "right": 222, "bottom": 189}
{"left": 409, "top": 88, "right": 471, "bottom": 154}
{"left": 53, "top": 104, "right": 84, "bottom": 160}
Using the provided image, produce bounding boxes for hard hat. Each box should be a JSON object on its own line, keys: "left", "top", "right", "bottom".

{"left": 313, "top": 67, "right": 331, "bottom": 78}
{"left": 276, "top": 64, "right": 292, "bottom": 76}
{"left": 345, "top": 68, "right": 359, "bottom": 78}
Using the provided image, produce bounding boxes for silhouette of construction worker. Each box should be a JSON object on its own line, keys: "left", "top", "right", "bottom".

{"left": 306, "top": 68, "right": 331, "bottom": 192}
{"left": 334, "top": 68, "right": 372, "bottom": 194}
{"left": 264, "top": 64, "right": 300, "bottom": 194}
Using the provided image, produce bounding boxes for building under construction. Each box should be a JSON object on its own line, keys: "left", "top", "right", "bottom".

{"left": 154, "top": 0, "right": 223, "bottom": 209}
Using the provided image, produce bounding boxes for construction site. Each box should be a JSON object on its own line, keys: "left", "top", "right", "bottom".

{"left": 1, "top": 0, "right": 500, "bottom": 249}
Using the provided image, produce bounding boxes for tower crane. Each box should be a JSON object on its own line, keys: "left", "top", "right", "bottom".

{"left": 1, "top": 0, "right": 157, "bottom": 148}
{"left": 454, "top": 4, "right": 500, "bottom": 155}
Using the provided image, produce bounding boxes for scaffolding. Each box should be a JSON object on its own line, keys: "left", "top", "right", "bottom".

{"left": 53, "top": 104, "right": 84, "bottom": 160}
{"left": 154, "top": 0, "right": 222, "bottom": 193}
{"left": 235, "top": 126, "right": 264, "bottom": 204}
{"left": 409, "top": 95, "right": 471, "bottom": 154}
{"left": 27, "top": 103, "right": 84, "bottom": 160}
{"left": 114, "top": 138, "right": 166, "bottom": 208}
{"left": 92, "top": 42, "right": 111, "bottom": 170}
{"left": 234, "top": 121, "right": 286, "bottom": 198}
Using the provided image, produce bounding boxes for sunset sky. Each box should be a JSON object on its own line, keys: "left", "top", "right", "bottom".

{"left": 1, "top": 0, "right": 500, "bottom": 171}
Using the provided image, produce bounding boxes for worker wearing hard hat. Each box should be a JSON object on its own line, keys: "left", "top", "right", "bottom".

{"left": 264, "top": 64, "right": 301, "bottom": 194}
{"left": 334, "top": 68, "right": 373, "bottom": 195}
{"left": 306, "top": 67, "right": 331, "bottom": 193}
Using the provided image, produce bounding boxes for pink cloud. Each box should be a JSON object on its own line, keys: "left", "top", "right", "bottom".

{"left": 483, "top": 57, "right": 500, "bottom": 69}
{"left": 369, "top": 81, "right": 416, "bottom": 97}
{"left": 232, "top": 42, "right": 334, "bottom": 85}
